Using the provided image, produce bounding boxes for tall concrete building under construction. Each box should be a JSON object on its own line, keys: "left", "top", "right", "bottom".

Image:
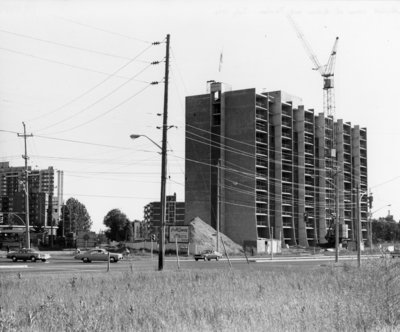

{"left": 185, "top": 82, "right": 368, "bottom": 250}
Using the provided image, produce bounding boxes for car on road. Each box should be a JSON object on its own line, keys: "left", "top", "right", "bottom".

{"left": 194, "top": 250, "right": 223, "bottom": 261}
{"left": 6, "top": 248, "right": 51, "bottom": 262}
{"left": 391, "top": 250, "right": 400, "bottom": 259}
{"left": 74, "top": 248, "right": 123, "bottom": 263}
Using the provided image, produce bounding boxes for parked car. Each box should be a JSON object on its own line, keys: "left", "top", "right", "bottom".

{"left": 194, "top": 250, "right": 223, "bottom": 261}
{"left": 74, "top": 248, "right": 123, "bottom": 263}
{"left": 6, "top": 248, "right": 51, "bottom": 262}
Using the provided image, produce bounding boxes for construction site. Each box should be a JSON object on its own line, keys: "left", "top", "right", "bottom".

{"left": 185, "top": 22, "right": 369, "bottom": 254}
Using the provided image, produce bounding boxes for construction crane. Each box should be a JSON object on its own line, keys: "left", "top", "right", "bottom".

{"left": 288, "top": 17, "right": 341, "bottom": 251}
{"left": 288, "top": 16, "right": 339, "bottom": 118}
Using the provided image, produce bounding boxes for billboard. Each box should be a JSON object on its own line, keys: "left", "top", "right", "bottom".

{"left": 168, "top": 226, "right": 189, "bottom": 243}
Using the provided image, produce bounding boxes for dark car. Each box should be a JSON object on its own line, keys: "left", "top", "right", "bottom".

{"left": 194, "top": 250, "right": 223, "bottom": 261}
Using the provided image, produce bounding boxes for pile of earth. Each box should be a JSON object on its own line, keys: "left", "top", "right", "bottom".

{"left": 189, "top": 217, "right": 243, "bottom": 255}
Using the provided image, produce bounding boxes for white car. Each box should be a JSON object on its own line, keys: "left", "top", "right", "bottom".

{"left": 7, "top": 248, "right": 51, "bottom": 262}
{"left": 74, "top": 248, "right": 123, "bottom": 263}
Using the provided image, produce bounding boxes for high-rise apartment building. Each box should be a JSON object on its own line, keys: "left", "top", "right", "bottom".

{"left": 185, "top": 83, "right": 368, "bottom": 250}
{"left": 0, "top": 162, "right": 57, "bottom": 231}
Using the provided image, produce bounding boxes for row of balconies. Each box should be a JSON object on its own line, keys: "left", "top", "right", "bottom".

{"left": 256, "top": 100, "right": 268, "bottom": 109}
{"left": 256, "top": 158, "right": 268, "bottom": 168}
{"left": 304, "top": 135, "right": 314, "bottom": 145}
{"left": 256, "top": 112, "right": 267, "bottom": 121}
{"left": 256, "top": 146, "right": 268, "bottom": 155}
{"left": 304, "top": 123, "right": 314, "bottom": 133}
{"left": 256, "top": 122, "right": 268, "bottom": 132}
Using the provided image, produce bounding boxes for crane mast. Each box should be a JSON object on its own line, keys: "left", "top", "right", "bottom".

{"left": 288, "top": 16, "right": 339, "bottom": 118}
{"left": 288, "top": 16, "right": 341, "bottom": 251}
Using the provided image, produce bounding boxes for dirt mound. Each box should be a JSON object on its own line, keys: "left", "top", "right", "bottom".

{"left": 190, "top": 217, "right": 243, "bottom": 255}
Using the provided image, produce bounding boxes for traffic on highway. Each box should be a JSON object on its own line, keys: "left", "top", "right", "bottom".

{"left": 0, "top": 250, "right": 383, "bottom": 275}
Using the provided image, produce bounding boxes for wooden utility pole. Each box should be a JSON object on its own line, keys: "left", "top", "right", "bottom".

{"left": 17, "top": 122, "right": 33, "bottom": 249}
{"left": 335, "top": 172, "right": 340, "bottom": 263}
{"left": 216, "top": 159, "right": 220, "bottom": 252}
{"left": 357, "top": 185, "right": 361, "bottom": 267}
{"left": 158, "top": 34, "right": 170, "bottom": 271}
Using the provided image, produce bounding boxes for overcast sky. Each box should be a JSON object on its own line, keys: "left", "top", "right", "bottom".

{"left": 1, "top": 0, "right": 399, "bottom": 232}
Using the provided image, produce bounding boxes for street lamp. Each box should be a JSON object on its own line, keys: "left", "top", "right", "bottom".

{"left": 371, "top": 204, "right": 391, "bottom": 216}
{"left": 130, "top": 133, "right": 167, "bottom": 271}
{"left": 130, "top": 134, "right": 162, "bottom": 150}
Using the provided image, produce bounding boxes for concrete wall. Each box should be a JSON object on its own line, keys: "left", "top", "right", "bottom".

{"left": 185, "top": 94, "right": 213, "bottom": 225}
{"left": 223, "top": 88, "right": 258, "bottom": 246}
{"left": 294, "top": 106, "right": 308, "bottom": 246}
{"left": 315, "top": 113, "right": 328, "bottom": 243}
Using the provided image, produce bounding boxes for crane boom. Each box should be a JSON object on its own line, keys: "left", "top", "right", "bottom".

{"left": 324, "top": 36, "right": 339, "bottom": 77}
{"left": 288, "top": 15, "right": 323, "bottom": 75}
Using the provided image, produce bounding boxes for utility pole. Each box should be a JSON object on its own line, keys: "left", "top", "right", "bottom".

{"left": 356, "top": 185, "right": 362, "bottom": 267}
{"left": 17, "top": 122, "right": 33, "bottom": 249}
{"left": 57, "top": 170, "right": 63, "bottom": 237}
{"left": 216, "top": 159, "right": 220, "bottom": 252}
{"left": 367, "top": 189, "right": 373, "bottom": 251}
{"left": 158, "top": 34, "right": 170, "bottom": 271}
{"left": 335, "top": 169, "right": 340, "bottom": 263}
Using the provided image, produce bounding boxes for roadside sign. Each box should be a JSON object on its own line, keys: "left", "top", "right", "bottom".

{"left": 168, "top": 226, "right": 189, "bottom": 243}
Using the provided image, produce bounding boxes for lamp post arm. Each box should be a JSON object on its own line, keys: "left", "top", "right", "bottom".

{"left": 130, "top": 134, "right": 162, "bottom": 150}
{"left": 7, "top": 212, "right": 26, "bottom": 225}
{"left": 142, "top": 135, "right": 162, "bottom": 150}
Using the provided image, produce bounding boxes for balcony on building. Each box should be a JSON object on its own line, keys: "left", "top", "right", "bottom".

{"left": 256, "top": 180, "right": 267, "bottom": 192}
{"left": 304, "top": 133, "right": 314, "bottom": 145}
{"left": 256, "top": 94, "right": 268, "bottom": 109}
{"left": 256, "top": 157, "right": 268, "bottom": 168}
{"left": 256, "top": 203, "right": 268, "bottom": 215}
{"left": 256, "top": 122, "right": 268, "bottom": 133}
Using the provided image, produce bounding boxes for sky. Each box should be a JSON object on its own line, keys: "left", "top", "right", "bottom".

{"left": 0, "top": 0, "right": 399, "bottom": 232}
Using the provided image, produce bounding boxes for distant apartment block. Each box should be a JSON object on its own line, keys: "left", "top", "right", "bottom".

{"left": 0, "top": 161, "right": 58, "bottom": 232}
{"left": 185, "top": 83, "right": 368, "bottom": 249}
{"left": 143, "top": 193, "right": 185, "bottom": 227}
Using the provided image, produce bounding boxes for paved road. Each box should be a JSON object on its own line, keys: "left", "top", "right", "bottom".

{"left": 0, "top": 254, "right": 382, "bottom": 275}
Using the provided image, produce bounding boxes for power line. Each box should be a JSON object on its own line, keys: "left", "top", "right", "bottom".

{"left": 33, "top": 135, "right": 133, "bottom": 150}
{"left": 63, "top": 193, "right": 157, "bottom": 199}
{"left": 29, "top": 155, "right": 160, "bottom": 166}
{"left": 0, "top": 129, "right": 19, "bottom": 134}
{"left": 26, "top": 44, "right": 155, "bottom": 124}
{"left": 0, "top": 46, "right": 132, "bottom": 79}
{"left": 45, "top": 83, "right": 154, "bottom": 134}
{"left": 0, "top": 28, "right": 147, "bottom": 61}
{"left": 35, "top": 63, "right": 154, "bottom": 133}
{"left": 56, "top": 16, "right": 152, "bottom": 44}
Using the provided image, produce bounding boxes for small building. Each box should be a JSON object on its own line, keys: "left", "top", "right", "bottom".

{"left": 143, "top": 193, "right": 185, "bottom": 227}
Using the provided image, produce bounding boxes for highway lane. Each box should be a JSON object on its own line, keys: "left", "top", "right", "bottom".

{"left": 0, "top": 254, "right": 381, "bottom": 275}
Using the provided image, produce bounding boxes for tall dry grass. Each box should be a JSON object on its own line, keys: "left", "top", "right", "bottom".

{"left": 0, "top": 259, "right": 399, "bottom": 331}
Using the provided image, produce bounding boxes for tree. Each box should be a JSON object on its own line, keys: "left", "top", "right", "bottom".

{"left": 103, "top": 209, "right": 130, "bottom": 241}
{"left": 372, "top": 218, "right": 400, "bottom": 243}
{"left": 59, "top": 198, "right": 92, "bottom": 234}
{"left": 125, "top": 222, "right": 134, "bottom": 242}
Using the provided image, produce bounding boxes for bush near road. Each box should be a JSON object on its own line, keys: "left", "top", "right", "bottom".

{"left": 0, "top": 260, "right": 399, "bottom": 331}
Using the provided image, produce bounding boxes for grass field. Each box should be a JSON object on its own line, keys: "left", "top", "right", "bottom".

{"left": 0, "top": 259, "right": 399, "bottom": 331}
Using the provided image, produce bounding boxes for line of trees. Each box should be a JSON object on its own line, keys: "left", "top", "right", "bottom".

{"left": 372, "top": 215, "right": 400, "bottom": 244}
